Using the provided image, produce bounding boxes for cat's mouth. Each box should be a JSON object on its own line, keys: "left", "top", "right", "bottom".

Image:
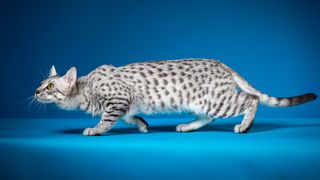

{"left": 36, "top": 99, "right": 51, "bottom": 103}
{"left": 35, "top": 95, "right": 52, "bottom": 103}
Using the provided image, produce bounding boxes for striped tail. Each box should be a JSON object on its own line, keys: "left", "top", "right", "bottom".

{"left": 221, "top": 63, "right": 317, "bottom": 107}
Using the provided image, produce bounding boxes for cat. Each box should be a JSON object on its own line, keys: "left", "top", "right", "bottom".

{"left": 35, "top": 59, "right": 317, "bottom": 136}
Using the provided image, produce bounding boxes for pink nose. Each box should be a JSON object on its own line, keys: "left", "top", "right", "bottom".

{"left": 35, "top": 90, "right": 40, "bottom": 95}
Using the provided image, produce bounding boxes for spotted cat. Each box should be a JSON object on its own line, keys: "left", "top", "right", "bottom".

{"left": 35, "top": 59, "right": 317, "bottom": 135}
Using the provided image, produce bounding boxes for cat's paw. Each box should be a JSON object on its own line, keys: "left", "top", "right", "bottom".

{"left": 138, "top": 125, "right": 148, "bottom": 133}
{"left": 176, "top": 124, "right": 189, "bottom": 132}
{"left": 234, "top": 124, "right": 248, "bottom": 134}
{"left": 83, "top": 128, "right": 102, "bottom": 136}
{"left": 135, "top": 117, "right": 149, "bottom": 133}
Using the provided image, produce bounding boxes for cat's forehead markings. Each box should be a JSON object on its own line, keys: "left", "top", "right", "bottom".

{"left": 49, "top": 76, "right": 59, "bottom": 80}
{"left": 42, "top": 77, "right": 58, "bottom": 84}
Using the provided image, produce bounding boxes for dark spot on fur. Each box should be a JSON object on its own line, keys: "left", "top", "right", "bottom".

{"left": 171, "top": 78, "right": 176, "bottom": 84}
{"left": 140, "top": 72, "right": 147, "bottom": 78}
{"left": 163, "top": 79, "right": 168, "bottom": 85}
{"left": 154, "top": 78, "right": 159, "bottom": 85}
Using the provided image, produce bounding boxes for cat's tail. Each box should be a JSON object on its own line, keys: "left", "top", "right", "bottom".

{"left": 220, "top": 62, "right": 317, "bottom": 107}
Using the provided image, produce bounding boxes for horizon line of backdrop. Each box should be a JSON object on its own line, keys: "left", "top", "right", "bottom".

{"left": 0, "top": 0, "right": 319, "bottom": 119}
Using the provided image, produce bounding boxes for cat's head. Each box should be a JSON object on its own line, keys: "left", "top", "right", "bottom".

{"left": 35, "top": 66, "right": 77, "bottom": 104}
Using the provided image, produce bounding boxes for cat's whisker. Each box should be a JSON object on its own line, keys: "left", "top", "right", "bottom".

{"left": 32, "top": 98, "right": 42, "bottom": 114}
{"left": 24, "top": 95, "right": 36, "bottom": 112}
{"left": 41, "top": 103, "right": 46, "bottom": 114}
{"left": 39, "top": 101, "right": 45, "bottom": 113}
{"left": 38, "top": 104, "right": 43, "bottom": 113}
{"left": 43, "top": 103, "right": 47, "bottom": 117}
{"left": 39, "top": 70, "right": 46, "bottom": 79}
{"left": 45, "top": 69, "right": 50, "bottom": 78}
{"left": 21, "top": 95, "right": 34, "bottom": 102}
{"left": 38, "top": 102, "right": 42, "bottom": 112}
{"left": 39, "top": 103, "right": 44, "bottom": 113}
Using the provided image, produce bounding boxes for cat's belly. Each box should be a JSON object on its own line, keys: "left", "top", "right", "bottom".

{"left": 136, "top": 83, "right": 237, "bottom": 116}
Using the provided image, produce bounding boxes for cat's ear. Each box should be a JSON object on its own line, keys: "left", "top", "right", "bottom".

{"left": 63, "top": 67, "right": 77, "bottom": 88}
{"left": 49, "top": 65, "right": 58, "bottom": 77}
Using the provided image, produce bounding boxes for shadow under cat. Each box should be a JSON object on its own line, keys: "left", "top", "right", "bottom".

{"left": 59, "top": 122, "right": 320, "bottom": 136}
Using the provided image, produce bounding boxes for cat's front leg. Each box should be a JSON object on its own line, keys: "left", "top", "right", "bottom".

{"left": 83, "top": 110, "right": 125, "bottom": 136}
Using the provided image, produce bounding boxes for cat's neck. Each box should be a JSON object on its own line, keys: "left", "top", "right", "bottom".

{"left": 57, "top": 76, "right": 88, "bottom": 110}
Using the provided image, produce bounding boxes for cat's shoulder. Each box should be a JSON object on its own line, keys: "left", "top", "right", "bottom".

{"left": 91, "top": 64, "right": 116, "bottom": 74}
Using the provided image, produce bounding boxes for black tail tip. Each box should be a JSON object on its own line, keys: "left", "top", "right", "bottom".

{"left": 306, "top": 93, "right": 317, "bottom": 101}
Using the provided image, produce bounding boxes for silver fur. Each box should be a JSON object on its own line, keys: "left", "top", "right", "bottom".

{"left": 35, "top": 59, "right": 317, "bottom": 135}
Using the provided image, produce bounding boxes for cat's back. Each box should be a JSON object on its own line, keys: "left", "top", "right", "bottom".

{"left": 85, "top": 59, "right": 234, "bottom": 89}
{"left": 122, "top": 58, "right": 220, "bottom": 73}
{"left": 118, "top": 58, "right": 233, "bottom": 84}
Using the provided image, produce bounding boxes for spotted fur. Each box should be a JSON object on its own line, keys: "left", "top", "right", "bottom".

{"left": 35, "top": 59, "right": 317, "bottom": 135}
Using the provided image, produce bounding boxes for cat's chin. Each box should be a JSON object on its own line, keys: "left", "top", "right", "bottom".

{"left": 36, "top": 98, "right": 53, "bottom": 104}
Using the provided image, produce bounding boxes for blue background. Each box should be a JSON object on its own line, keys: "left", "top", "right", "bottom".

{"left": 0, "top": 0, "right": 319, "bottom": 119}
{"left": 1, "top": 1, "right": 320, "bottom": 180}
{"left": 1, "top": 118, "right": 320, "bottom": 180}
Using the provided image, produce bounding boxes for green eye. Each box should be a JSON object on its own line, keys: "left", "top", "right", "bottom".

{"left": 47, "top": 83, "right": 55, "bottom": 90}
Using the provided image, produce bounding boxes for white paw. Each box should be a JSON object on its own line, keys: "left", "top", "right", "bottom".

{"left": 234, "top": 124, "right": 246, "bottom": 134}
{"left": 83, "top": 128, "right": 102, "bottom": 136}
{"left": 138, "top": 125, "right": 148, "bottom": 133}
{"left": 176, "top": 124, "right": 189, "bottom": 132}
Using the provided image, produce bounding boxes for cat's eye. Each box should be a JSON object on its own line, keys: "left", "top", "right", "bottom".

{"left": 47, "top": 83, "right": 55, "bottom": 90}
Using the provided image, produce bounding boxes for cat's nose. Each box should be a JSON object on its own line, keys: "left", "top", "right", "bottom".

{"left": 35, "top": 90, "right": 40, "bottom": 95}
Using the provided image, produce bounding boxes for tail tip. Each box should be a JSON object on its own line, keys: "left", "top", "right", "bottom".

{"left": 306, "top": 93, "right": 317, "bottom": 101}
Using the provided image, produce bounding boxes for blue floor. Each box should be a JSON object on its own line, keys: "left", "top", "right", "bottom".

{"left": 1, "top": 117, "right": 320, "bottom": 180}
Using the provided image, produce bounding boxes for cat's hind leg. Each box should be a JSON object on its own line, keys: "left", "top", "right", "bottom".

{"left": 176, "top": 116, "right": 213, "bottom": 132}
{"left": 122, "top": 116, "right": 149, "bottom": 133}
{"left": 234, "top": 94, "right": 259, "bottom": 133}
